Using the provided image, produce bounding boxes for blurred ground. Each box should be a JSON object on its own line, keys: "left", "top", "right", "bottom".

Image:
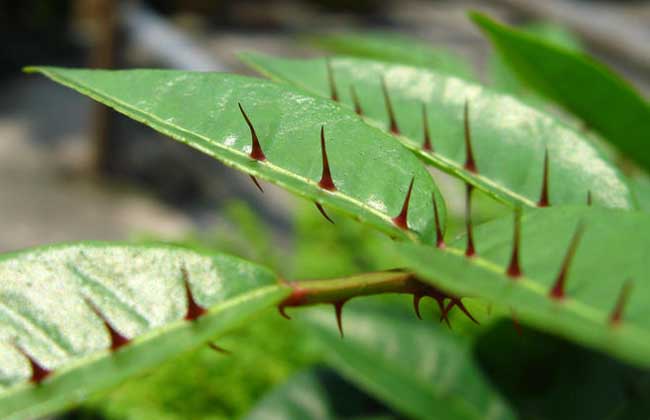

{"left": 0, "top": 0, "right": 649, "bottom": 253}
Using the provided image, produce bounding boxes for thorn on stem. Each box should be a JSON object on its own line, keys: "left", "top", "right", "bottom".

{"left": 463, "top": 100, "right": 477, "bottom": 173}
{"left": 549, "top": 223, "right": 585, "bottom": 300}
{"left": 432, "top": 193, "right": 445, "bottom": 249}
{"left": 392, "top": 177, "right": 415, "bottom": 230}
{"left": 334, "top": 300, "right": 347, "bottom": 338}
{"left": 413, "top": 294, "right": 423, "bottom": 320}
{"left": 182, "top": 266, "right": 207, "bottom": 320}
{"left": 381, "top": 76, "right": 400, "bottom": 134}
{"left": 249, "top": 175, "right": 264, "bottom": 193}
{"left": 314, "top": 202, "right": 335, "bottom": 224}
{"left": 610, "top": 280, "right": 633, "bottom": 326}
{"left": 238, "top": 103, "right": 266, "bottom": 161}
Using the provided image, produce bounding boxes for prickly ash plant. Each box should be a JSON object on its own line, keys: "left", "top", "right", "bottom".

{"left": 3, "top": 11, "right": 650, "bottom": 420}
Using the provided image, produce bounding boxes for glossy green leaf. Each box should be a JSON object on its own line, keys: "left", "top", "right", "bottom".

{"left": 242, "top": 53, "right": 634, "bottom": 209}
{"left": 303, "top": 300, "right": 515, "bottom": 420}
{"left": 398, "top": 207, "right": 650, "bottom": 368}
{"left": 27, "top": 67, "right": 445, "bottom": 244}
{"left": 311, "top": 32, "right": 476, "bottom": 80}
{"left": 0, "top": 242, "right": 288, "bottom": 420}
{"left": 472, "top": 12, "right": 650, "bottom": 172}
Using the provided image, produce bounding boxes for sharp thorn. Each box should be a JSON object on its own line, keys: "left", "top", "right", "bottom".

{"left": 314, "top": 202, "right": 335, "bottom": 224}
{"left": 392, "top": 176, "right": 415, "bottom": 230}
{"left": 350, "top": 85, "right": 363, "bottom": 116}
{"left": 422, "top": 102, "right": 432, "bottom": 152}
{"left": 463, "top": 100, "right": 477, "bottom": 173}
{"left": 446, "top": 298, "right": 480, "bottom": 325}
{"left": 249, "top": 175, "right": 264, "bottom": 193}
{"left": 83, "top": 297, "right": 130, "bottom": 351}
{"left": 538, "top": 148, "right": 550, "bottom": 207}
{"left": 549, "top": 222, "right": 585, "bottom": 300}
{"left": 182, "top": 266, "right": 207, "bottom": 320}
{"left": 318, "top": 126, "right": 336, "bottom": 191}
{"left": 413, "top": 294, "right": 423, "bottom": 320}
{"left": 381, "top": 76, "right": 400, "bottom": 135}
{"left": 610, "top": 280, "right": 633, "bottom": 325}
{"left": 13, "top": 341, "right": 51, "bottom": 384}
{"left": 507, "top": 209, "right": 523, "bottom": 278}
{"left": 432, "top": 193, "right": 445, "bottom": 249}
{"left": 238, "top": 102, "right": 266, "bottom": 161}
{"left": 465, "top": 184, "right": 476, "bottom": 257}
{"left": 208, "top": 343, "right": 231, "bottom": 355}
{"left": 326, "top": 58, "right": 339, "bottom": 102}
{"left": 334, "top": 300, "right": 347, "bottom": 338}
{"left": 278, "top": 305, "right": 292, "bottom": 320}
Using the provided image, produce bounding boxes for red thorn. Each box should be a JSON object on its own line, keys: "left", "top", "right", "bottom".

{"left": 334, "top": 300, "right": 347, "bottom": 338}
{"left": 549, "top": 223, "right": 585, "bottom": 300}
{"left": 432, "top": 193, "right": 445, "bottom": 249}
{"left": 238, "top": 103, "right": 266, "bottom": 161}
{"left": 538, "top": 149, "right": 550, "bottom": 207}
{"left": 249, "top": 175, "right": 264, "bottom": 193}
{"left": 413, "top": 294, "right": 423, "bottom": 320}
{"left": 610, "top": 280, "right": 633, "bottom": 325}
{"left": 208, "top": 343, "right": 231, "bottom": 355}
{"left": 445, "top": 298, "right": 480, "bottom": 325}
{"left": 587, "top": 190, "right": 592, "bottom": 206}
{"left": 326, "top": 58, "right": 339, "bottom": 102}
{"left": 277, "top": 284, "right": 309, "bottom": 320}
{"left": 392, "top": 177, "right": 415, "bottom": 230}
{"left": 182, "top": 267, "right": 207, "bottom": 320}
{"left": 318, "top": 126, "right": 336, "bottom": 191}
{"left": 507, "top": 209, "right": 522, "bottom": 278}
{"left": 315, "top": 202, "right": 335, "bottom": 224}
{"left": 465, "top": 184, "right": 476, "bottom": 257}
{"left": 13, "top": 342, "right": 51, "bottom": 384}
{"left": 278, "top": 306, "right": 291, "bottom": 320}
{"left": 83, "top": 297, "right": 130, "bottom": 351}
{"left": 381, "top": 77, "right": 400, "bottom": 135}
{"left": 422, "top": 102, "right": 432, "bottom": 152}
{"left": 350, "top": 85, "right": 363, "bottom": 116}
{"left": 463, "top": 100, "right": 477, "bottom": 173}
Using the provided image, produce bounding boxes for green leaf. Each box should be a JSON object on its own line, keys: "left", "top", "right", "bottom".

{"left": 0, "top": 242, "right": 288, "bottom": 420}
{"left": 241, "top": 53, "right": 634, "bottom": 209}
{"left": 311, "top": 32, "right": 476, "bottom": 80}
{"left": 471, "top": 12, "right": 650, "bottom": 172}
{"left": 398, "top": 207, "right": 650, "bottom": 369}
{"left": 27, "top": 67, "right": 446, "bottom": 244}
{"left": 303, "top": 299, "right": 515, "bottom": 420}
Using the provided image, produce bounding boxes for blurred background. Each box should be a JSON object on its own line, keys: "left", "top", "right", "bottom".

{"left": 1, "top": 0, "right": 650, "bottom": 419}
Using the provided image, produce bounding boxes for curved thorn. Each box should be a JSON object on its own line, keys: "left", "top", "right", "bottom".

{"left": 538, "top": 149, "right": 550, "bottom": 207}
{"left": 447, "top": 298, "right": 480, "bottom": 325}
{"left": 507, "top": 209, "right": 522, "bottom": 278}
{"left": 208, "top": 343, "right": 231, "bottom": 355}
{"left": 83, "top": 297, "right": 130, "bottom": 351}
{"left": 182, "top": 266, "right": 207, "bottom": 320}
{"left": 249, "top": 175, "right": 264, "bottom": 193}
{"left": 413, "top": 294, "right": 423, "bottom": 320}
{"left": 334, "top": 300, "right": 347, "bottom": 338}
{"left": 392, "top": 177, "right": 415, "bottom": 230}
{"left": 277, "top": 305, "right": 292, "bottom": 320}
{"left": 350, "top": 85, "right": 363, "bottom": 116}
{"left": 13, "top": 341, "right": 51, "bottom": 384}
{"left": 315, "top": 202, "right": 335, "bottom": 224}
{"left": 326, "top": 58, "right": 339, "bottom": 102}
{"left": 432, "top": 193, "right": 445, "bottom": 249}
{"left": 238, "top": 102, "right": 266, "bottom": 161}
{"left": 422, "top": 102, "right": 432, "bottom": 152}
{"left": 463, "top": 100, "right": 477, "bottom": 173}
{"left": 318, "top": 126, "right": 336, "bottom": 191}
{"left": 610, "top": 280, "right": 633, "bottom": 325}
{"left": 381, "top": 76, "right": 400, "bottom": 134}
{"left": 549, "top": 223, "right": 585, "bottom": 300}
{"left": 465, "top": 184, "right": 476, "bottom": 257}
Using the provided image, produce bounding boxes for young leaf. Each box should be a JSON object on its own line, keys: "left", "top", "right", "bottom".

{"left": 241, "top": 53, "right": 634, "bottom": 209}
{"left": 311, "top": 32, "right": 476, "bottom": 80}
{"left": 0, "top": 242, "right": 288, "bottom": 420}
{"left": 26, "top": 67, "right": 446, "bottom": 244}
{"left": 398, "top": 207, "right": 650, "bottom": 369}
{"left": 303, "top": 300, "right": 515, "bottom": 420}
{"left": 471, "top": 12, "right": 650, "bottom": 172}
